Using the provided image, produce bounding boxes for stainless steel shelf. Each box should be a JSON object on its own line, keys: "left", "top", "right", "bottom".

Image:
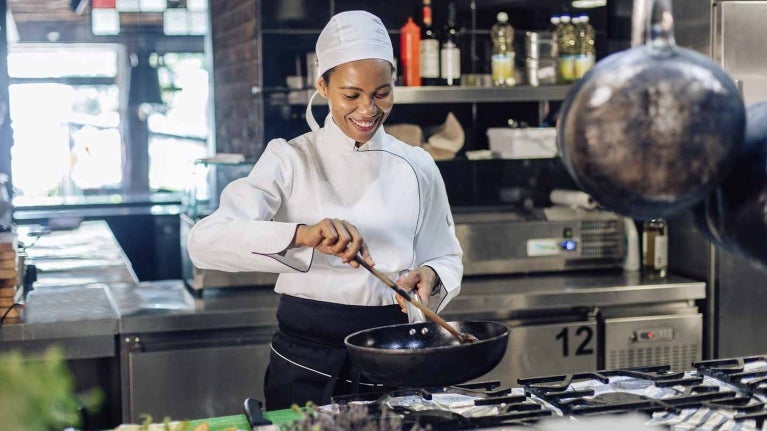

{"left": 277, "top": 85, "right": 572, "bottom": 105}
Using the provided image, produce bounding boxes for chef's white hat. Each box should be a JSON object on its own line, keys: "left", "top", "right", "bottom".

{"left": 315, "top": 10, "right": 394, "bottom": 78}
{"left": 306, "top": 10, "right": 394, "bottom": 131}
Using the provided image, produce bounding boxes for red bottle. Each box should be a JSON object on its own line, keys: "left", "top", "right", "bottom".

{"left": 400, "top": 17, "right": 422, "bottom": 86}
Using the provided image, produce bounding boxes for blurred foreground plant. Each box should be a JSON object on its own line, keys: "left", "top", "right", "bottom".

{"left": 0, "top": 348, "right": 103, "bottom": 431}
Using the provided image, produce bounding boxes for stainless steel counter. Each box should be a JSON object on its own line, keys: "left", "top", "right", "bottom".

{"left": 1, "top": 221, "right": 705, "bottom": 345}
{"left": 2, "top": 273, "right": 705, "bottom": 342}
{"left": 448, "top": 271, "right": 705, "bottom": 319}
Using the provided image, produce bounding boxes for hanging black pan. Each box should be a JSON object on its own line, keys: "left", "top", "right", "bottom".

{"left": 557, "top": 0, "right": 745, "bottom": 219}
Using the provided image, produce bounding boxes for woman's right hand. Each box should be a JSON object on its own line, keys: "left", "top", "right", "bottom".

{"left": 293, "top": 218, "right": 374, "bottom": 268}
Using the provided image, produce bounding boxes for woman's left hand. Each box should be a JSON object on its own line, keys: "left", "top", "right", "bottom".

{"left": 394, "top": 266, "right": 439, "bottom": 313}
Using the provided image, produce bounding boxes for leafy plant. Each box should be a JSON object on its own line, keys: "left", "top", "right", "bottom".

{"left": 0, "top": 348, "right": 103, "bottom": 431}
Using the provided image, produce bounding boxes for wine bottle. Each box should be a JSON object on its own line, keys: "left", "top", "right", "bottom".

{"left": 420, "top": 0, "right": 441, "bottom": 86}
{"left": 440, "top": 1, "right": 461, "bottom": 86}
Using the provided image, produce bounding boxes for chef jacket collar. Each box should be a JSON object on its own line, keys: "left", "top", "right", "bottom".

{"left": 320, "top": 113, "right": 385, "bottom": 152}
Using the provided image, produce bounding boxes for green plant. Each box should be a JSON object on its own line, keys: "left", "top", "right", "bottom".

{"left": 0, "top": 348, "right": 103, "bottom": 431}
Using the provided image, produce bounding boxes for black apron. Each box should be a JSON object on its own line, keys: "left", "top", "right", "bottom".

{"left": 263, "top": 294, "right": 407, "bottom": 410}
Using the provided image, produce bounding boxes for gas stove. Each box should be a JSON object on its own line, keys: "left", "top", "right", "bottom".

{"left": 313, "top": 357, "right": 767, "bottom": 430}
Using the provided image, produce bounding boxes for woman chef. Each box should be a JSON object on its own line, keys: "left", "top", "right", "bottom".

{"left": 187, "top": 10, "right": 463, "bottom": 409}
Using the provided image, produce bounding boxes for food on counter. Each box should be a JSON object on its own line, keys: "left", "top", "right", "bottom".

{"left": 128, "top": 414, "right": 200, "bottom": 431}
{"left": 116, "top": 416, "right": 241, "bottom": 431}
{"left": 113, "top": 422, "right": 221, "bottom": 431}
{"left": 283, "top": 402, "right": 429, "bottom": 431}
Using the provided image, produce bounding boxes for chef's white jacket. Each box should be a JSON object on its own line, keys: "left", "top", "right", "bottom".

{"left": 187, "top": 114, "right": 463, "bottom": 311}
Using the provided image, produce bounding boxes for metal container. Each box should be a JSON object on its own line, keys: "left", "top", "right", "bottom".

{"left": 526, "top": 58, "right": 558, "bottom": 87}
{"left": 525, "top": 31, "right": 557, "bottom": 60}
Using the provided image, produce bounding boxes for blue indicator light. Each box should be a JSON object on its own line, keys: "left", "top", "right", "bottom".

{"left": 561, "top": 240, "right": 577, "bottom": 251}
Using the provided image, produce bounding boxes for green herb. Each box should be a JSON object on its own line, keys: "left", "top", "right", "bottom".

{"left": 0, "top": 348, "right": 104, "bottom": 431}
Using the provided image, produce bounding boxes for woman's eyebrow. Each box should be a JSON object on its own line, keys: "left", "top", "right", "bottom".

{"left": 338, "top": 83, "right": 392, "bottom": 91}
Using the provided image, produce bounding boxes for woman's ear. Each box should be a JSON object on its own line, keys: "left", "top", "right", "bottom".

{"left": 317, "top": 78, "right": 328, "bottom": 99}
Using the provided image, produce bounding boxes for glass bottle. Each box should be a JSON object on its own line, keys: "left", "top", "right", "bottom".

{"left": 420, "top": 0, "right": 441, "bottom": 86}
{"left": 491, "top": 11, "right": 515, "bottom": 87}
{"left": 440, "top": 1, "right": 461, "bottom": 86}
{"left": 556, "top": 14, "right": 577, "bottom": 83}
{"left": 574, "top": 14, "right": 596, "bottom": 78}
{"left": 642, "top": 218, "right": 668, "bottom": 279}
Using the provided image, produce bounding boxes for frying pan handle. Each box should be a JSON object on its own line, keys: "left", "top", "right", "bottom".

{"left": 406, "top": 291, "right": 426, "bottom": 323}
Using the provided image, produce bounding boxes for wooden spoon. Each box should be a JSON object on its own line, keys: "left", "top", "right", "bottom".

{"left": 354, "top": 255, "right": 477, "bottom": 344}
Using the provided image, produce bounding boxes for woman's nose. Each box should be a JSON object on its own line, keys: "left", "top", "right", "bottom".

{"left": 358, "top": 97, "right": 377, "bottom": 115}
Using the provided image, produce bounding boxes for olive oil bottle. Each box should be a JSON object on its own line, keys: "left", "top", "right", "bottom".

{"left": 642, "top": 218, "right": 668, "bottom": 279}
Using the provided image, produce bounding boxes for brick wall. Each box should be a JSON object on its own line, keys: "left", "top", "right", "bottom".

{"left": 208, "top": 0, "right": 263, "bottom": 157}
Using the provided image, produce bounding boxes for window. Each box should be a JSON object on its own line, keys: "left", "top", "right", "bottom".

{"left": 8, "top": 44, "right": 209, "bottom": 206}
{"left": 147, "top": 52, "right": 209, "bottom": 193}
{"left": 9, "top": 44, "right": 123, "bottom": 203}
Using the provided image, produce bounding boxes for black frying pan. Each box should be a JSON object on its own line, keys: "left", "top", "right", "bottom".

{"left": 557, "top": 0, "right": 745, "bottom": 219}
{"left": 344, "top": 320, "right": 509, "bottom": 388}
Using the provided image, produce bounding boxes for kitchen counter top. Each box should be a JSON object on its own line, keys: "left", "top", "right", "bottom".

{"left": 0, "top": 221, "right": 705, "bottom": 349}
{"left": 449, "top": 271, "right": 705, "bottom": 319}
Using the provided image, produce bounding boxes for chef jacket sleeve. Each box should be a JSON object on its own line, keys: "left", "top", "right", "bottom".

{"left": 186, "top": 140, "right": 313, "bottom": 273}
{"left": 414, "top": 153, "right": 464, "bottom": 312}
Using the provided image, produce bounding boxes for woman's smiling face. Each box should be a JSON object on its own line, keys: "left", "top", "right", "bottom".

{"left": 318, "top": 59, "right": 394, "bottom": 144}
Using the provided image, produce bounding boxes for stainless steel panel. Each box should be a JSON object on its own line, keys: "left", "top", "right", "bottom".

{"left": 126, "top": 342, "right": 271, "bottom": 423}
{"left": 717, "top": 248, "right": 767, "bottom": 357}
{"left": 472, "top": 320, "right": 598, "bottom": 387}
{"left": 715, "top": 1, "right": 767, "bottom": 104}
{"left": 673, "top": 0, "right": 712, "bottom": 55}
{"left": 0, "top": 336, "right": 115, "bottom": 359}
{"left": 443, "top": 273, "right": 705, "bottom": 320}
{"left": 454, "top": 210, "right": 625, "bottom": 276}
{"left": 604, "top": 314, "right": 702, "bottom": 371}
{"left": 180, "top": 214, "right": 278, "bottom": 289}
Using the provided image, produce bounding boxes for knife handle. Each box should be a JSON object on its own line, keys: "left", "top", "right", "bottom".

{"left": 243, "top": 398, "right": 273, "bottom": 427}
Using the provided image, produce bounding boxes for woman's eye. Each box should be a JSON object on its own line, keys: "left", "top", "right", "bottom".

{"left": 375, "top": 92, "right": 391, "bottom": 99}
{"left": 343, "top": 94, "right": 359, "bottom": 100}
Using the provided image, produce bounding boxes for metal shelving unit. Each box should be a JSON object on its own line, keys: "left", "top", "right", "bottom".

{"left": 269, "top": 85, "right": 572, "bottom": 105}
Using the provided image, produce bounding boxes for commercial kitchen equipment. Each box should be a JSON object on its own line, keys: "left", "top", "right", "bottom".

{"left": 455, "top": 205, "right": 626, "bottom": 276}
{"left": 446, "top": 271, "right": 704, "bottom": 389}
{"left": 279, "top": 354, "right": 767, "bottom": 430}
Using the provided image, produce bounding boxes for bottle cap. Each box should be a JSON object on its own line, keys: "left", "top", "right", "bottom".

{"left": 497, "top": 12, "right": 509, "bottom": 23}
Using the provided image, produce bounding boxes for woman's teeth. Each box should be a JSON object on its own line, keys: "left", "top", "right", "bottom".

{"left": 351, "top": 118, "right": 375, "bottom": 128}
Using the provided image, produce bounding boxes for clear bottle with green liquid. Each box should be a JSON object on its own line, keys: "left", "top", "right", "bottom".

{"left": 556, "top": 14, "right": 577, "bottom": 83}
{"left": 491, "top": 12, "right": 515, "bottom": 87}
